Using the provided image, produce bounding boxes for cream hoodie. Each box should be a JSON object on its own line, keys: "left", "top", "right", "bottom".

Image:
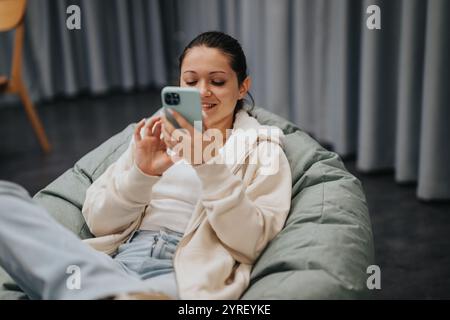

{"left": 82, "top": 109, "right": 292, "bottom": 299}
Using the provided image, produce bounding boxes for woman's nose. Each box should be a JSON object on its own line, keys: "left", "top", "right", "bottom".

{"left": 198, "top": 83, "right": 212, "bottom": 97}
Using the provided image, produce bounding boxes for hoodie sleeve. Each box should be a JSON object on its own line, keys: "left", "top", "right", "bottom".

{"left": 82, "top": 138, "right": 160, "bottom": 236}
{"left": 193, "top": 140, "right": 292, "bottom": 265}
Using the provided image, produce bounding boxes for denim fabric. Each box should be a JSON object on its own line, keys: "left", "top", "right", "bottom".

{"left": 112, "top": 229, "right": 182, "bottom": 298}
{"left": 0, "top": 181, "right": 181, "bottom": 300}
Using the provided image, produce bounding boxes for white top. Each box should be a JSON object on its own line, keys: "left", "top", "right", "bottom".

{"left": 138, "top": 159, "right": 202, "bottom": 233}
{"left": 139, "top": 145, "right": 227, "bottom": 233}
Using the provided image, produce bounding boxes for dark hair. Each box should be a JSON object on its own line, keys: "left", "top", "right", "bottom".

{"left": 178, "top": 31, "right": 254, "bottom": 116}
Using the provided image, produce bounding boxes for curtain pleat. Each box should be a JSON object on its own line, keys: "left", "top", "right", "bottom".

{"left": 417, "top": 0, "right": 450, "bottom": 200}
{"left": 395, "top": 0, "right": 426, "bottom": 183}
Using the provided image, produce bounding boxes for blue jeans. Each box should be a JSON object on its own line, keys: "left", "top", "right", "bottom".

{"left": 0, "top": 181, "right": 180, "bottom": 300}
{"left": 112, "top": 228, "right": 182, "bottom": 297}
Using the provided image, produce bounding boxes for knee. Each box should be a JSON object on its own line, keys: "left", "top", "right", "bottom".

{"left": 0, "top": 181, "right": 33, "bottom": 218}
{"left": 0, "top": 181, "right": 31, "bottom": 200}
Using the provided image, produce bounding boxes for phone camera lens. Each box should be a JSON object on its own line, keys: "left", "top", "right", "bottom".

{"left": 165, "top": 92, "right": 180, "bottom": 105}
{"left": 172, "top": 93, "right": 180, "bottom": 104}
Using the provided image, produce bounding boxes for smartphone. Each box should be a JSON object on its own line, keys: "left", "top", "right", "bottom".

{"left": 161, "top": 86, "right": 202, "bottom": 131}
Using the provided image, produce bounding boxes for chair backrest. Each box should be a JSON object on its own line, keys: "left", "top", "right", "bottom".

{"left": 0, "top": 0, "right": 27, "bottom": 88}
{"left": 0, "top": 0, "right": 27, "bottom": 32}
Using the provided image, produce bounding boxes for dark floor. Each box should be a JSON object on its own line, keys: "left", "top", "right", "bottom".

{"left": 1, "top": 90, "right": 450, "bottom": 299}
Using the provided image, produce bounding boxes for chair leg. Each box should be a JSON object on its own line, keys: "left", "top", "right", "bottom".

{"left": 17, "top": 84, "right": 51, "bottom": 153}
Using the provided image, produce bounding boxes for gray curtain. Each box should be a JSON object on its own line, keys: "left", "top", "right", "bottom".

{"left": 0, "top": 0, "right": 168, "bottom": 100}
{"left": 0, "top": 0, "right": 448, "bottom": 200}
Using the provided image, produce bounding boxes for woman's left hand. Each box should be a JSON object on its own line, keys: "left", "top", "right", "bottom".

{"left": 161, "top": 110, "right": 220, "bottom": 165}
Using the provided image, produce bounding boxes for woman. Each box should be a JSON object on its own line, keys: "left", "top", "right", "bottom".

{"left": 0, "top": 31, "right": 292, "bottom": 300}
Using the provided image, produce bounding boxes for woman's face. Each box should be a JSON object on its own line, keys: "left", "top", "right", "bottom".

{"left": 180, "top": 46, "right": 250, "bottom": 130}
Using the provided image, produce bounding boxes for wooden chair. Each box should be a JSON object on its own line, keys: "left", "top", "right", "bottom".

{"left": 0, "top": 0, "right": 51, "bottom": 153}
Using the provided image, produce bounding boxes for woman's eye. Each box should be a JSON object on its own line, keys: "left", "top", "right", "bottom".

{"left": 212, "top": 81, "right": 225, "bottom": 86}
{"left": 185, "top": 80, "right": 224, "bottom": 86}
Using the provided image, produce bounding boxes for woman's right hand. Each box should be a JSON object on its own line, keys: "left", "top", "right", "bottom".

{"left": 134, "top": 116, "right": 174, "bottom": 176}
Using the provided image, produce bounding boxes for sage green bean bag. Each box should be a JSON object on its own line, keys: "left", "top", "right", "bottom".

{"left": 0, "top": 106, "right": 374, "bottom": 299}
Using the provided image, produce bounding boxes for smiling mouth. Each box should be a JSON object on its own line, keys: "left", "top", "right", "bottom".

{"left": 202, "top": 103, "right": 217, "bottom": 110}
